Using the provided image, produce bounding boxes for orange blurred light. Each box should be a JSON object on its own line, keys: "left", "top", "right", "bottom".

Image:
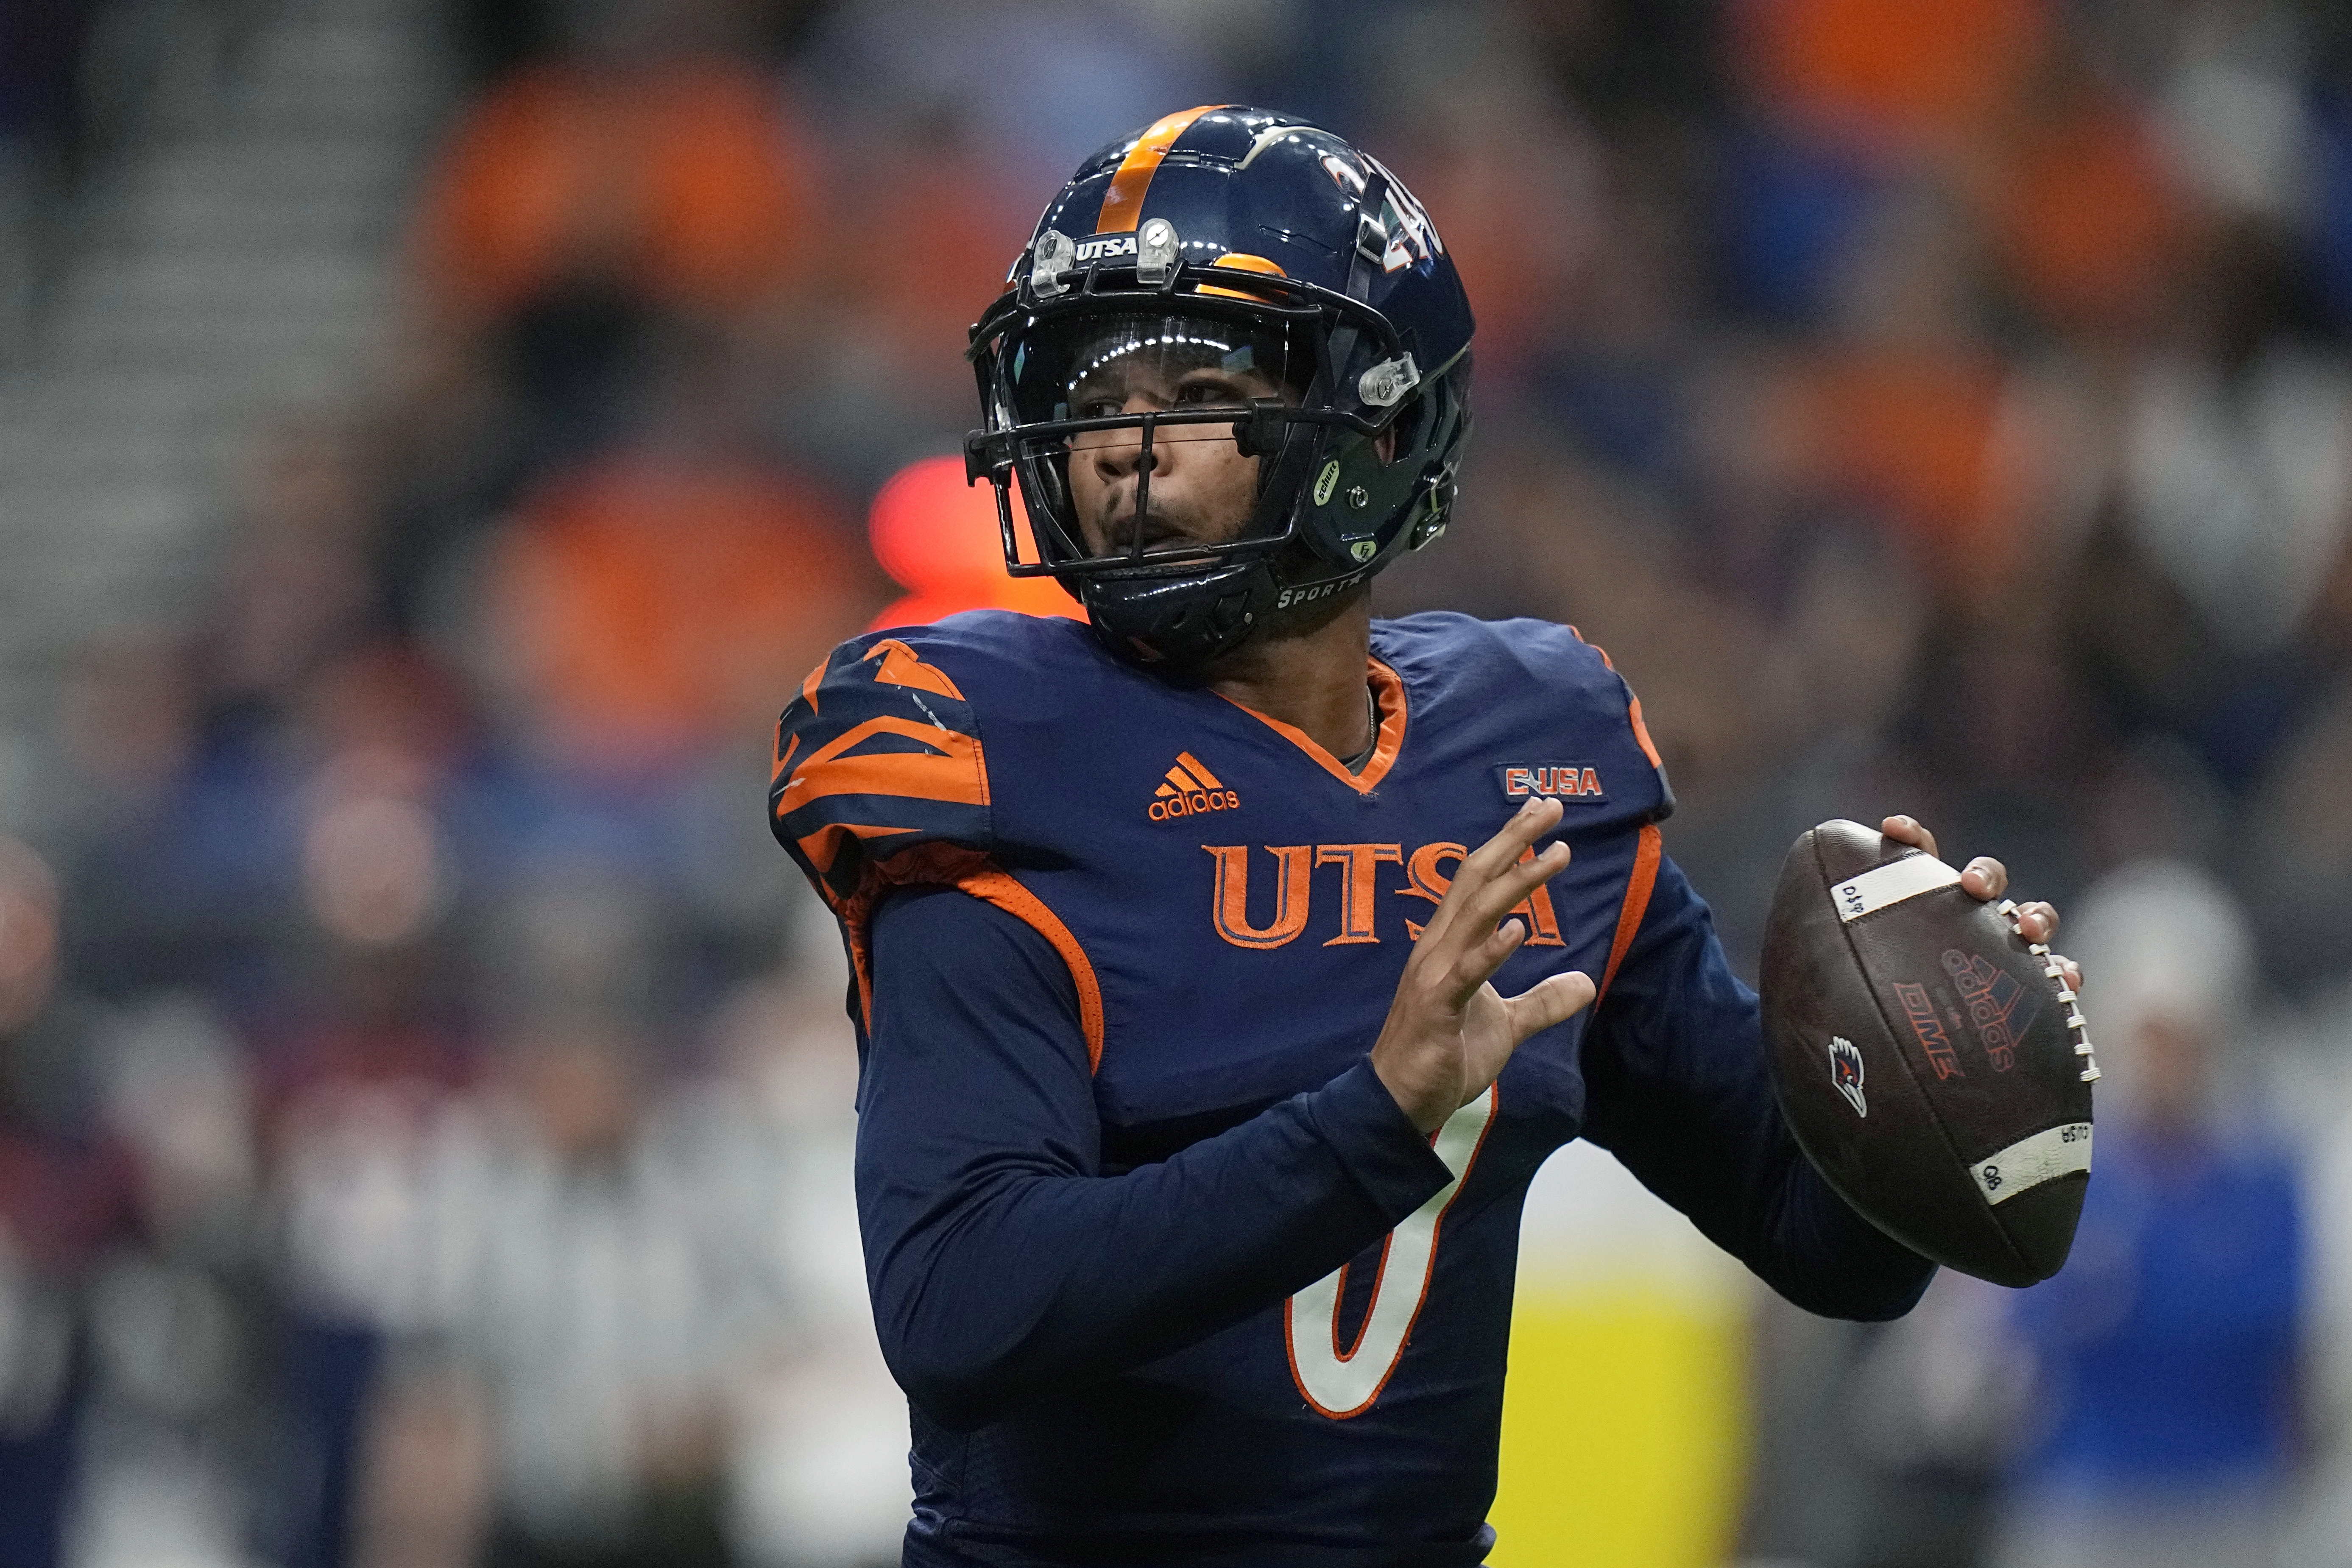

{"left": 867, "top": 456, "right": 1083, "bottom": 631}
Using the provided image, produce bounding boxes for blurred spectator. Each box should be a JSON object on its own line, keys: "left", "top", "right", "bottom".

{"left": 0, "top": 0, "right": 106, "bottom": 349}
{"left": 344, "top": 877, "right": 821, "bottom": 1568}
{"left": 468, "top": 449, "right": 866, "bottom": 773}
{"left": 62, "top": 639, "right": 474, "bottom": 1018}
{"left": 2121, "top": 346, "right": 2352, "bottom": 656}
{"left": 1737, "top": 0, "right": 2048, "bottom": 156}
{"left": 409, "top": 26, "right": 815, "bottom": 339}
{"left": 1996, "top": 861, "right": 2305, "bottom": 1568}
{"left": 0, "top": 836, "right": 117, "bottom": 1568}
{"left": 70, "top": 996, "right": 270, "bottom": 1568}
{"left": 260, "top": 946, "right": 470, "bottom": 1568}
{"left": 703, "top": 955, "right": 906, "bottom": 1568}
{"left": 1739, "top": 1269, "right": 2030, "bottom": 1568}
{"left": 1987, "top": 73, "right": 2187, "bottom": 341}
{"left": 212, "top": 429, "right": 381, "bottom": 714}
{"left": 395, "top": 0, "right": 824, "bottom": 557}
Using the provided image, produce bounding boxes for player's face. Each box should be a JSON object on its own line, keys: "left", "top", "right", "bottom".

{"left": 1061, "top": 325, "right": 1295, "bottom": 558}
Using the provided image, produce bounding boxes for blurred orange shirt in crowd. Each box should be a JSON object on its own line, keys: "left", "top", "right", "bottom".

{"left": 487, "top": 458, "right": 868, "bottom": 768}
{"left": 1740, "top": 0, "right": 2050, "bottom": 149}
{"left": 411, "top": 59, "right": 814, "bottom": 323}
{"left": 1794, "top": 347, "right": 2025, "bottom": 595}
{"left": 1389, "top": 122, "right": 1594, "bottom": 383}
{"left": 839, "top": 136, "right": 1033, "bottom": 374}
{"left": 1993, "top": 92, "right": 2187, "bottom": 334}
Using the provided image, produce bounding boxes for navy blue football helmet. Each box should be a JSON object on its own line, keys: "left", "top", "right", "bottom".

{"left": 964, "top": 106, "right": 1474, "bottom": 669}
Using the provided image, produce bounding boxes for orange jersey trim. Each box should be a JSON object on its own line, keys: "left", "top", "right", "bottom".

{"left": 1096, "top": 105, "right": 1231, "bottom": 234}
{"left": 1624, "top": 692, "right": 1664, "bottom": 771}
{"left": 774, "top": 715, "right": 990, "bottom": 817}
{"left": 865, "top": 637, "right": 968, "bottom": 700}
{"left": 952, "top": 865, "right": 1107, "bottom": 1073}
{"left": 1565, "top": 625, "right": 1666, "bottom": 771}
{"left": 834, "top": 844, "right": 1107, "bottom": 1074}
{"left": 1597, "top": 823, "right": 1663, "bottom": 1001}
{"left": 1219, "top": 657, "right": 1407, "bottom": 795}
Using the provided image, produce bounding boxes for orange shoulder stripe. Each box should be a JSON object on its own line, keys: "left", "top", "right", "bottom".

{"left": 865, "top": 637, "right": 967, "bottom": 700}
{"left": 774, "top": 715, "right": 989, "bottom": 816}
{"left": 1597, "top": 823, "right": 1663, "bottom": 1002}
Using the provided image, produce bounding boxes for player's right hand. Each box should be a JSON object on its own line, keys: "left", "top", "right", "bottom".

{"left": 1369, "top": 796, "right": 1596, "bottom": 1134}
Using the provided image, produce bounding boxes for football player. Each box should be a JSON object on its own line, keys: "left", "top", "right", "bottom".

{"left": 770, "top": 106, "right": 2073, "bottom": 1566}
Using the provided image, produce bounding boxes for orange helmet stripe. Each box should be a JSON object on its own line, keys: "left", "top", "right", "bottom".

{"left": 1096, "top": 105, "right": 1233, "bottom": 234}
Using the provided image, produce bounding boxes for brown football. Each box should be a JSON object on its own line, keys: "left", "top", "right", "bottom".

{"left": 1759, "top": 820, "right": 2096, "bottom": 1288}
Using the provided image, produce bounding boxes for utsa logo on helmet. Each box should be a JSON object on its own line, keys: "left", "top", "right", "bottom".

{"left": 964, "top": 106, "right": 1475, "bottom": 670}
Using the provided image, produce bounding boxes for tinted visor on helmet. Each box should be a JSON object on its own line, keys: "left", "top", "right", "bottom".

{"left": 1000, "top": 309, "right": 1312, "bottom": 568}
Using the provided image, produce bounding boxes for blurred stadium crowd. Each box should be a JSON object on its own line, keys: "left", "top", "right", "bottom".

{"left": 4, "top": 0, "right": 2352, "bottom": 1565}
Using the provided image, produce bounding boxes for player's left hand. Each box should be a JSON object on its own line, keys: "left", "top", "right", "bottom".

{"left": 1882, "top": 815, "right": 2083, "bottom": 994}
{"left": 1370, "top": 795, "right": 1596, "bottom": 1134}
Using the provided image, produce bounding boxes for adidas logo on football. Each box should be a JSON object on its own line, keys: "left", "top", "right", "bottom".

{"left": 1149, "top": 752, "right": 1240, "bottom": 821}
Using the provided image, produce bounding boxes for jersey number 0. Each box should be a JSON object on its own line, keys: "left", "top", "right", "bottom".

{"left": 1284, "top": 1086, "right": 1498, "bottom": 1418}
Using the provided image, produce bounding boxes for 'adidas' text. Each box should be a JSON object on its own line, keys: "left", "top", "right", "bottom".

{"left": 1150, "top": 752, "right": 1241, "bottom": 821}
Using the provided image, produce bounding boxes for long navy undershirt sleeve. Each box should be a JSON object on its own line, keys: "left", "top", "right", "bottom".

{"left": 854, "top": 884, "right": 1454, "bottom": 1432}
{"left": 1579, "top": 852, "right": 1935, "bottom": 1321}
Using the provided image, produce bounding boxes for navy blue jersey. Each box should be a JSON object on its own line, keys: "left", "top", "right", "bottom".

{"left": 770, "top": 611, "right": 1929, "bottom": 1566}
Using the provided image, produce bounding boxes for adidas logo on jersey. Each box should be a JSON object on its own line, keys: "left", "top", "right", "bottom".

{"left": 1149, "top": 753, "right": 1240, "bottom": 821}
